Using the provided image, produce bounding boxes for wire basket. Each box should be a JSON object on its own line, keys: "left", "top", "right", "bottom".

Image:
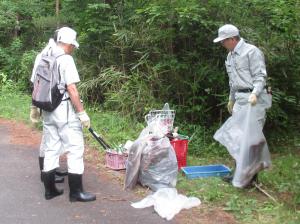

{"left": 148, "top": 109, "right": 175, "bottom": 117}
{"left": 145, "top": 109, "right": 175, "bottom": 132}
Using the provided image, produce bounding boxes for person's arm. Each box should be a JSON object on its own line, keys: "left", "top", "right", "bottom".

{"left": 30, "top": 54, "right": 42, "bottom": 123}
{"left": 249, "top": 48, "right": 267, "bottom": 97}
{"left": 67, "top": 83, "right": 90, "bottom": 128}
{"left": 67, "top": 83, "right": 83, "bottom": 113}
{"left": 225, "top": 57, "right": 236, "bottom": 101}
{"left": 248, "top": 47, "right": 267, "bottom": 105}
{"left": 62, "top": 55, "right": 90, "bottom": 128}
{"left": 225, "top": 56, "right": 235, "bottom": 113}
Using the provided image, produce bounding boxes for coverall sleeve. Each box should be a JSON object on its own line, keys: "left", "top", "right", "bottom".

{"left": 248, "top": 48, "right": 267, "bottom": 96}
{"left": 30, "top": 54, "right": 41, "bottom": 83}
{"left": 61, "top": 56, "right": 80, "bottom": 86}
{"left": 225, "top": 58, "right": 236, "bottom": 102}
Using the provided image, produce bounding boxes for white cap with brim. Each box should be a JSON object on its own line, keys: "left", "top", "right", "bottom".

{"left": 57, "top": 27, "right": 79, "bottom": 48}
{"left": 213, "top": 24, "right": 239, "bottom": 43}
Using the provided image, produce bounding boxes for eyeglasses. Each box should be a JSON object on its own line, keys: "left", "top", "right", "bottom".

{"left": 221, "top": 38, "right": 229, "bottom": 44}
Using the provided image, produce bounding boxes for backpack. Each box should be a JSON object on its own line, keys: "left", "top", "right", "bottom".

{"left": 32, "top": 53, "right": 66, "bottom": 112}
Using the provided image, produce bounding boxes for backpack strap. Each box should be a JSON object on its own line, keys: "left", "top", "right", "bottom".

{"left": 54, "top": 54, "right": 70, "bottom": 101}
{"left": 55, "top": 53, "right": 66, "bottom": 59}
{"left": 54, "top": 53, "right": 66, "bottom": 84}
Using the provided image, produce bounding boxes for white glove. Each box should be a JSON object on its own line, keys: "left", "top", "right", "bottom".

{"left": 30, "top": 106, "right": 40, "bottom": 123}
{"left": 248, "top": 93, "right": 257, "bottom": 105}
{"left": 77, "top": 111, "right": 90, "bottom": 128}
{"left": 227, "top": 100, "right": 234, "bottom": 114}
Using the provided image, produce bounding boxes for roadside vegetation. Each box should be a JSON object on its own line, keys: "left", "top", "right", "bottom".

{"left": 0, "top": 0, "right": 299, "bottom": 223}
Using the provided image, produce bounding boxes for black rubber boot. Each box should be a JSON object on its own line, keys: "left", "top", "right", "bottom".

{"left": 56, "top": 169, "right": 68, "bottom": 177}
{"left": 42, "top": 169, "right": 64, "bottom": 200}
{"left": 39, "top": 157, "right": 44, "bottom": 182}
{"left": 244, "top": 173, "right": 259, "bottom": 189}
{"left": 252, "top": 173, "right": 258, "bottom": 183}
{"left": 55, "top": 175, "right": 64, "bottom": 183}
{"left": 39, "top": 157, "right": 64, "bottom": 183}
{"left": 222, "top": 162, "right": 235, "bottom": 183}
{"left": 222, "top": 174, "right": 233, "bottom": 183}
{"left": 68, "top": 173, "right": 96, "bottom": 202}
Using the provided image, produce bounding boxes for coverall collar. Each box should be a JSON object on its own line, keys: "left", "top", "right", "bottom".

{"left": 232, "top": 38, "right": 245, "bottom": 55}
{"left": 53, "top": 46, "right": 65, "bottom": 55}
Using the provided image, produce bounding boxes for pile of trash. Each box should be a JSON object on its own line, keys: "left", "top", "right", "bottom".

{"left": 124, "top": 103, "right": 201, "bottom": 220}
{"left": 124, "top": 103, "right": 178, "bottom": 191}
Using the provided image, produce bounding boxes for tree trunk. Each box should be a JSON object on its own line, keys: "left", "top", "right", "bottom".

{"left": 56, "top": 0, "right": 60, "bottom": 27}
{"left": 14, "top": 13, "right": 21, "bottom": 37}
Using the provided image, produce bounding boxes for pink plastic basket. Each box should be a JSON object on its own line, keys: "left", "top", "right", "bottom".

{"left": 105, "top": 151, "right": 128, "bottom": 170}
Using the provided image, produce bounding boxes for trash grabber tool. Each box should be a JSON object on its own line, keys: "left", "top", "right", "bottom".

{"left": 88, "top": 127, "right": 111, "bottom": 150}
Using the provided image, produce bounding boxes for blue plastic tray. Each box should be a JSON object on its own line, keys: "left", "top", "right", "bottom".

{"left": 181, "top": 164, "right": 231, "bottom": 179}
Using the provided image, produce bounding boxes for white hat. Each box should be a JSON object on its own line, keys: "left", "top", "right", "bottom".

{"left": 213, "top": 24, "right": 239, "bottom": 43}
{"left": 57, "top": 27, "right": 79, "bottom": 48}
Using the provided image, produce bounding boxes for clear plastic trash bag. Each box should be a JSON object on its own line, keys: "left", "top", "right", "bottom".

{"left": 124, "top": 135, "right": 178, "bottom": 191}
{"left": 214, "top": 103, "right": 271, "bottom": 188}
{"left": 124, "top": 103, "right": 178, "bottom": 190}
{"left": 138, "top": 137, "right": 178, "bottom": 191}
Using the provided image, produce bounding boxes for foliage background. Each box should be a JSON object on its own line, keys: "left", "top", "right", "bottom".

{"left": 0, "top": 0, "right": 299, "bottom": 156}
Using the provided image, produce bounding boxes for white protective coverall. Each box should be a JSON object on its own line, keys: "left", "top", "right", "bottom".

{"left": 31, "top": 39, "right": 64, "bottom": 158}
{"left": 40, "top": 46, "right": 84, "bottom": 174}
{"left": 214, "top": 38, "right": 272, "bottom": 188}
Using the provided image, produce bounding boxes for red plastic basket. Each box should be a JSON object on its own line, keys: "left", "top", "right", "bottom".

{"left": 170, "top": 139, "right": 188, "bottom": 169}
{"left": 105, "top": 151, "right": 128, "bottom": 170}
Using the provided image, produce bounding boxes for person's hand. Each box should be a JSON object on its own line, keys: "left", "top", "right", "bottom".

{"left": 30, "top": 106, "right": 40, "bottom": 123}
{"left": 77, "top": 111, "right": 90, "bottom": 128}
{"left": 227, "top": 100, "right": 234, "bottom": 114}
{"left": 248, "top": 93, "right": 257, "bottom": 105}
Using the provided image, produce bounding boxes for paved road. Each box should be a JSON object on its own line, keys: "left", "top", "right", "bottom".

{"left": 0, "top": 124, "right": 176, "bottom": 224}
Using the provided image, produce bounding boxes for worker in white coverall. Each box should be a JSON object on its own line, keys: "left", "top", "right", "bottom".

{"left": 213, "top": 24, "right": 272, "bottom": 188}
{"left": 30, "top": 31, "right": 66, "bottom": 183}
{"left": 37, "top": 27, "right": 96, "bottom": 201}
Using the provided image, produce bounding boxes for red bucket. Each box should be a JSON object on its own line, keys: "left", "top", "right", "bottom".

{"left": 170, "top": 139, "right": 188, "bottom": 170}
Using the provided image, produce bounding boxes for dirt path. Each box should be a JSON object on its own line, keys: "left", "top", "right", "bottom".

{"left": 0, "top": 118, "right": 236, "bottom": 224}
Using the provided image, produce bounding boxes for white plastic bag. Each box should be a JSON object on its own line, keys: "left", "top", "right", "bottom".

{"left": 131, "top": 188, "right": 201, "bottom": 220}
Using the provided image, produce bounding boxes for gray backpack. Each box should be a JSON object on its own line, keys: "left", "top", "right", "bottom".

{"left": 32, "top": 53, "right": 66, "bottom": 112}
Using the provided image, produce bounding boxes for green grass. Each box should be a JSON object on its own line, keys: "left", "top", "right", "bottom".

{"left": 86, "top": 107, "right": 144, "bottom": 150}
{"left": 178, "top": 153, "right": 300, "bottom": 223}
{"left": 0, "top": 89, "right": 32, "bottom": 122}
{"left": 1, "top": 87, "right": 299, "bottom": 223}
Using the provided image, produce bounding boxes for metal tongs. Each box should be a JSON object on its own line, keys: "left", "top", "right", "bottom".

{"left": 88, "top": 127, "right": 111, "bottom": 150}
